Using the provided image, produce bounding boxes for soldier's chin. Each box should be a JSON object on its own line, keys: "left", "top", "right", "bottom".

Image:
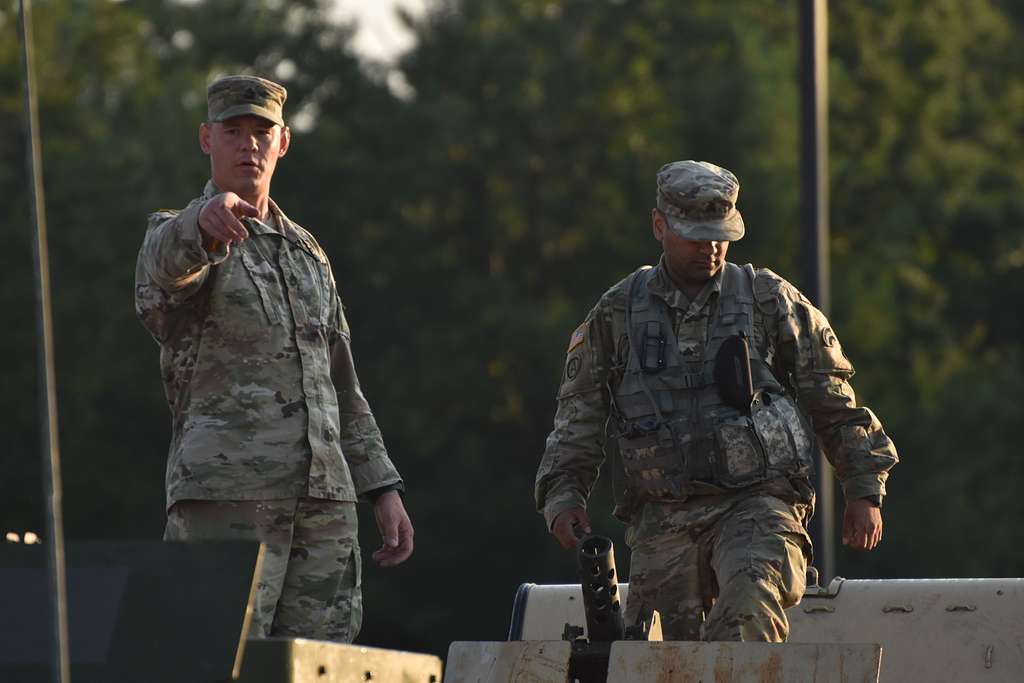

{"left": 691, "top": 263, "right": 716, "bottom": 278}
{"left": 225, "top": 175, "right": 260, "bottom": 194}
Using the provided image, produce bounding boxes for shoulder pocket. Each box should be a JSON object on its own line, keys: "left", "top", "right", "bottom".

{"left": 801, "top": 304, "right": 853, "bottom": 374}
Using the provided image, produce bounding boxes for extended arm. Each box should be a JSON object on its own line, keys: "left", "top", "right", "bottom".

{"left": 138, "top": 192, "right": 257, "bottom": 294}
{"left": 536, "top": 301, "right": 616, "bottom": 548}
{"left": 329, "top": 332, "right": 405, "bottom": 497}
{"left": 759, "top": 272, "right": 898, "bottom": 550}
{"left": 135, "top": 191, "right": 260, "bottom": 342}
{"left": 330, "top": 310, "right": 411, "bottom": 566}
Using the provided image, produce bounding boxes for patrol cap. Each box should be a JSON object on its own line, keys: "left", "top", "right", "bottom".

{"left": 655, "top": 160, "right": 745, "bottom": 241}
{"left": 207, "top": 75, "right": 287, "bottom": 127}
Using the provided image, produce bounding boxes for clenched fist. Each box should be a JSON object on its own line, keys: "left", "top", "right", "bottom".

{"left": 551, "top": 507, "right": 592, "bottom": 550}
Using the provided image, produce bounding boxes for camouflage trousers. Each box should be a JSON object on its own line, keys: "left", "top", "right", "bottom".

{"left": 164, "top": 498, "right": 362, "bottom": 643}
{"left": 623, "top": 493, "right": 810, "bottom": 642}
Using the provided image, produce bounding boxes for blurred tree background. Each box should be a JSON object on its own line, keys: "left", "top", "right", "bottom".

{"left": 2, "top": 0, "right": 1023, "bottom": 657}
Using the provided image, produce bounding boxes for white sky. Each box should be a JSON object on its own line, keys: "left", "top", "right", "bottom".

{"left": 331, "top": 0, "right": 432, "bottom": 62}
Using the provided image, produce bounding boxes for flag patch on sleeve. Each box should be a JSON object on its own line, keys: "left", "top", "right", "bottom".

{"left": 567, "top": 323, "right": 587, "bottom": 352}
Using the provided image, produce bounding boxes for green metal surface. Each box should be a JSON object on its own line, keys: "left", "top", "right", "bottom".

{"left": 0, "top": 540, "right": 260, "bottom": 682}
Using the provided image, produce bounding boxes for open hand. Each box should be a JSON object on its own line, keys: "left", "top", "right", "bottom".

{"left": 842, "top": 498, "right": 883, "bottom": 550}
{"left": 372, "top": 491, "right": 414, "bottom": 567}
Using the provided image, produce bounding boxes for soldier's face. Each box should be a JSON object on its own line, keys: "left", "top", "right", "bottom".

{"left": 199, "top": 115, "right": 290, "bottom": 198}
{"left": 652, "top": 209, "right": 730, "bottom": 288}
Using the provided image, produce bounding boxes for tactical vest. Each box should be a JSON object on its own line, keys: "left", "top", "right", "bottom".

{"left": 612, "top": 263, "right": 816, "bottom": 500}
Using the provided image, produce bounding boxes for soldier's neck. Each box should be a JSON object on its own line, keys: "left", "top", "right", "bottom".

{"left": 665, "top": 273, "right": 707, "bottom": 301}
{"left": 239, "top": 190, "right": 272, "bottom": 223}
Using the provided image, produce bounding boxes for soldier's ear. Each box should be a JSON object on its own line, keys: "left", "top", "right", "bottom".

{"left": 651, "top": 209, "right": 667, "bottom": 241}
{"left": 199, "top": 122, "right": 212, "bottom": 155}
{"left": 278, "top": 126, "right": 291, "bottom": 157}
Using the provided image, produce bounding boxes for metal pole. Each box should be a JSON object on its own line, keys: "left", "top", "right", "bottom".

{"left": 18, "top": 1, "right": 72, "bottom": 680}
{"left": 799, "top": 0, "right": 835, "bottom": 584}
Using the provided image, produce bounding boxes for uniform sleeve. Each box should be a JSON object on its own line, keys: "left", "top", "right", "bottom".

{"left": 138, "top": 199, "right": 230, "bottom": 296}
{"left": 331, "top": 304, "right": 403, "bottom": 499}
{"left": 758, "top": 272, "right": 899, "bottom": 502}
{"left": 535, "top": 300, "right": 616, "bottom": 529}
{"left": 134, "top": 199, "right": 230, "bottom": 341}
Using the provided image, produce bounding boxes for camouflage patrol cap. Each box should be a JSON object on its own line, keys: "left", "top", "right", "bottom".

{"left": 207, "top": 75, "right": 287, "bottom": 127}
{"left": 656, "top": 160, "right": 745, "bottom": 241}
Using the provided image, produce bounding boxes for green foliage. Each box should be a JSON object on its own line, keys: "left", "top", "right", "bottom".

{"left": 2, "top": 0, "right": 1023, "bottom": 657}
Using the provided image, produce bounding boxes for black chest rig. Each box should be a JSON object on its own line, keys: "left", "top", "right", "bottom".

{"left": 611, "top": 263, "right": 816, "bottom": 500}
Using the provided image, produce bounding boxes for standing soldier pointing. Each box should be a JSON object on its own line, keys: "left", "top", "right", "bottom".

{"left": 535, "top": 160, "right": 898, "bottom": 641}
{"left": 135, "top": 75, "right": 412, "bottom": 642}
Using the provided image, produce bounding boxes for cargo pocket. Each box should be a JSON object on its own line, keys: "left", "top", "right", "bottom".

{"left": 750, "top": 516, "right": 810, "bottom": 609}
{"left": 713, "top": 416, "right": 767, "bottom": 487}
{"left": 331, "top": 545, "right": 363, "bottom": 643}
{"left": 349, "top": 545, "right": 363, "bottom": 637}
{"left": 777, "top": 532, "right": 809, "bottom": 608}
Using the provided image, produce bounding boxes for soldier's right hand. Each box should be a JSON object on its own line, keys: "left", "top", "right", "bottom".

{"left": 551, "top": 507, "right": 592, "bottom": 550}
{"left": 198, "top": 192, "right": 259, "bottom": 245}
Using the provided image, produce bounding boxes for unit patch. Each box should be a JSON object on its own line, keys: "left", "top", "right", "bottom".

{"left": 567, "top": 323, "right": 587, "bottom": 352}
{"left": 566, "top": 356, "right": 582, "bottom": 380}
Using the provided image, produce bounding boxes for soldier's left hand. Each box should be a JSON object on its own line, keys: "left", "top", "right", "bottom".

{"left": 842, "top": 498, "right": 883, "bottom": 550}
{"left": 372, "top": 491, "right": 414, "bottom": 567}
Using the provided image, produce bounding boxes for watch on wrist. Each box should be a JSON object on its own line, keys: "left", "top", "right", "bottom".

{"left": 367, "top": 483, "right": 404, "bottom": 502}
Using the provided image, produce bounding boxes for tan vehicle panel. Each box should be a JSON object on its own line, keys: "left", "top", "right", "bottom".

{"left": 510, "top": 578, "right": 1024, "bottom": 682}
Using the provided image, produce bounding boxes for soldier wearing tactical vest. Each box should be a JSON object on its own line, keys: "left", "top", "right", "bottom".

{"left": 535, "top": 160, "right": 898, "bottom": 642}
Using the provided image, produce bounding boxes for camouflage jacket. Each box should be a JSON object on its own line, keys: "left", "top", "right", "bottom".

{"left": 535, "top": 258, "right": 899, "bottom": 528}
{"left": 135, "top": 181, "right": 402, "bottom": 509}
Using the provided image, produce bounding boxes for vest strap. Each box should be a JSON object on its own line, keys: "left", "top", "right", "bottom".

{"left": 679, "top": 372, "right": 704, "bottom": 388}
{"left": 641, "top": 320, "right": 667, "bottom": 373}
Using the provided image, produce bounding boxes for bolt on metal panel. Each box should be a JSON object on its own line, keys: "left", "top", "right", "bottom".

{"left": 239, "top": 638, "right": 443, "bottom": 683}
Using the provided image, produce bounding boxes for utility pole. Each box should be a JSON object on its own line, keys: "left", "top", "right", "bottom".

{"left": 799, "top": 0, "right": 835, "bottom": 584}
{"left": 18, "top": 1, "right": 71, "bottom": 680}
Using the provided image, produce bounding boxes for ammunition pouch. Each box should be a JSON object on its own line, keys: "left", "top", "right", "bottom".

{"left": 714, "top": 332, "right": 754, "bottom": 412}
{"left": 612, "top": 263, "right": 816, "bottom": 501}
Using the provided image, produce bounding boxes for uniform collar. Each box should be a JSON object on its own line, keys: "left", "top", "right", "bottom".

{"left": 647, "top": 255, "right": 724, "bottom": 312}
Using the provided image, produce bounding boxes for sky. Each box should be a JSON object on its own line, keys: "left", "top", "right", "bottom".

{"left": 331, "top": 0, "right": 432, "bottom": 62}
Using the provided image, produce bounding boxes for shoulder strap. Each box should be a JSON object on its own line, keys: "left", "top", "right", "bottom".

{"left": 627, "top": 265, "right": 656, "bottom": 312}
{"left": 718, "top": 262, "right": 755, "bottom": 308}
{"left": 744, "top": 264, "right": 792, "bottom": 392}
{"left": 623, "top": 267, "right": 668, "bottom": 426}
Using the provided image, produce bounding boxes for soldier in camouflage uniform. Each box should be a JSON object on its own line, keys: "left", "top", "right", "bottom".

{"left": 135, "top": 75, "right": 413, "bottom": 642}
{"left": 535, "top": 161, "right": 898, "bottom": 642}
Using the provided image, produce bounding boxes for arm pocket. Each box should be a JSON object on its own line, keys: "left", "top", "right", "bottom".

{"left": 800, "top": 303, "right": 853, "bottom": 374}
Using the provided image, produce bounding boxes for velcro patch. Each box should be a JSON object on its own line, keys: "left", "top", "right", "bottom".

{"left": 567, "top": 323, "right": 587, "bottom": 352}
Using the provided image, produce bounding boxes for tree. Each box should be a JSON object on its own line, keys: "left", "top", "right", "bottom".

{"left": 3, "top": 0, "right": 1023, "bottom": 658}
